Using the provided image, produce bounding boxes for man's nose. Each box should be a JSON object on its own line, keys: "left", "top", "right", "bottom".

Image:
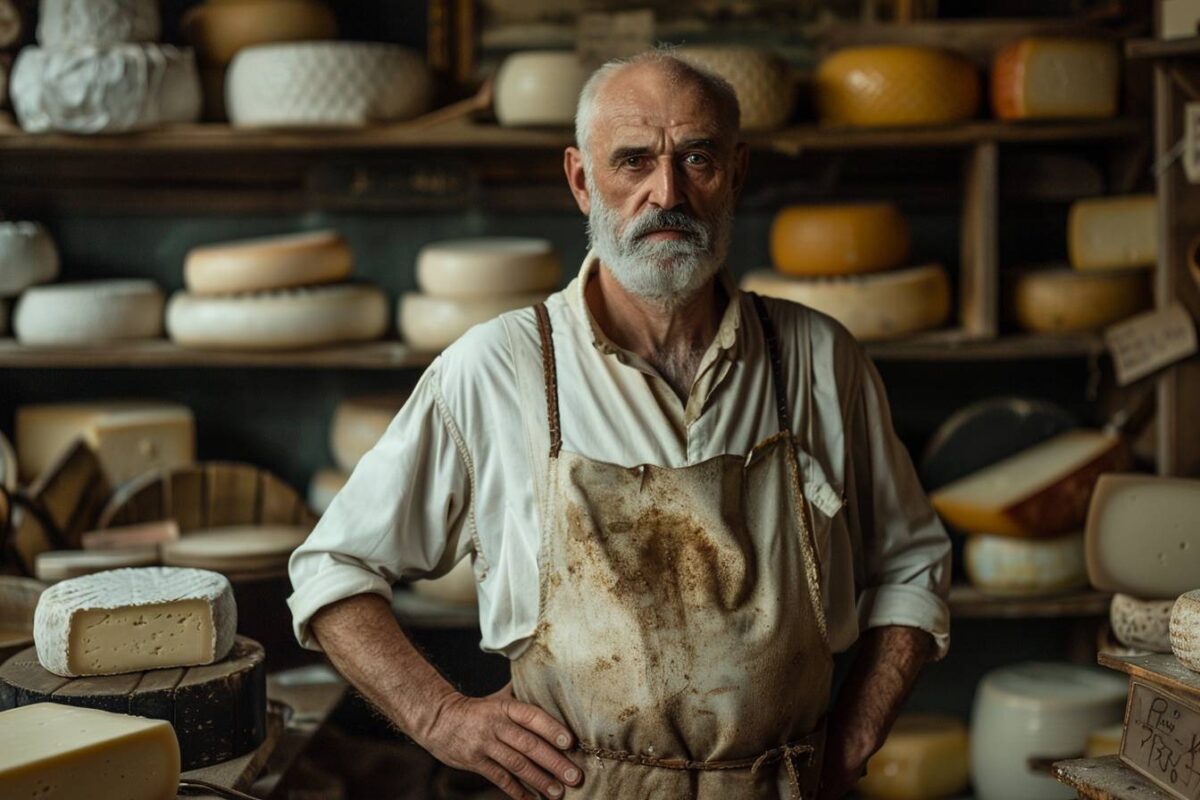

{"left": 647, "top": 158, "right": 683, "bottom": 210}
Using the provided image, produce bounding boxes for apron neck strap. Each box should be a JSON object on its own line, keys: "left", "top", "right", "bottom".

{"left": 534, "top": 303, "right": 563, "bottom": 458}
{"left": 749, "top": 293, "right": 793, "bottom": 436}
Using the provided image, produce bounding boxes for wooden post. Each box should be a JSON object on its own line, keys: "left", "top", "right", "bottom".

{"left": 960, "top": 140, "right": 998, "bottom": 338}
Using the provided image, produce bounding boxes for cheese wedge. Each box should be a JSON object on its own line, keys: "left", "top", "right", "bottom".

{"left": 330, "top": 394, "right": 408, "bottom": 473}
{"left": 675, "top": 46, "right": 796, "bottom": 131}
{"left": 184, "top": 230, "right": 352, "bottom": 295}
{"left": 1171, "top": 590, "right": 1200, "bottom": 672}
{"left": 1007, "top": 266, "right": 1151, "bottom": 333}
{"left": 416, "top": 238, "right": 561, "bottom": 299}
{"left": 857, "top": 715, "right": 969, "bottom": 800}
{"left": 1068, "top": 195, "right": 1157, "bottom": 272}
{"left": 494, "top": 51, "right": 590, "bottom": 127}
{"left": 992, "top": 37, "right": 1119, "bottom": 120}
{"left": 964, "top": 531, "right": 1087, "bottom": 596}
{"left": 769, "top": 204, "right": 910, "bottom": 277}
{"left": 1110, "top": 593, "right": 1175, "bottom": 653}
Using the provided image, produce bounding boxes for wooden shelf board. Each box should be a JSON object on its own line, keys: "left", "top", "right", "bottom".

{"left": 865, "top": 332, "right": 1105, "bottom": 361}
{"left": 1098, "top": 651, "right": 1200, "bottom": 696}
{"left": 1126, "top": 36, "right": 1200, "bottom": 60}
{"left": 1053, "top": 756, "right": 1173, "bottom": 800}
{"left": 948, "top": 585, "right": 1112, "bottom": 619}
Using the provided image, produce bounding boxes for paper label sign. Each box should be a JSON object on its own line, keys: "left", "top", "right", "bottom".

{"left": 1105, "top": 303, "right": 1198, "bottom": 386}
{"left": 1120, "top": 680, "right": 1200, "bottom": 799}
{"left": 577, "top": 9, "right": 654, "bottom": 66}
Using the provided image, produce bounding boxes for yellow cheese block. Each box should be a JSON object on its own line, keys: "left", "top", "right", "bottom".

{"left": 1086, "top": 723, "right": 1124, "bottom": 758}
{"left": 857, "top": 714, "right": 970, "bottom": 800}
{"left": 992, "top": 37, "right": 1119, "bottom": 121}
{"left": 816, "top": 46, "right": 980, "bottom": 128}
{"left": 1007, "top": 266, "right": 1151, "bottom": 333}
{"left": 964, "top": 531, "right": 1087, "bottom": 597}
{"left": 181, "top": 0, "right": 337, "bottom": 66}
{"left": 1068, "top": 195, "right": 1157, "bottom": 271}
{"left": 184, "top": 230, "right": 352, "bottom": 295}
{"left": 770, "top": 204, "right": 910, "bottom": 277}
{"left": 675, "top": 46, "right": 795, "bottom": 131}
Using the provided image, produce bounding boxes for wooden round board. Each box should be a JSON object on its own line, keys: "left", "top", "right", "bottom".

{"left": 0, "top": 635, "right": 266, "bottom": 770}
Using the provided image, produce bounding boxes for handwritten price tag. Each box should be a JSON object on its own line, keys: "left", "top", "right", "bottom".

{"left": 1105, "top": 303, "right": 1198, "bottom": 386}
{"left": 1121, "top": 680, "right": 1200, "bottom": 799}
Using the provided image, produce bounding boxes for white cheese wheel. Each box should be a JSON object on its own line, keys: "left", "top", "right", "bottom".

{"left": 227, "top": 42, "right": 432, "bottom": 127}
{"left": 1068, "top": 195, "right": 1157, "bottom": 272}
{"left": 181, "top": 0, "right": 337, "bottom": 66}
{"left": 964, "top": 531, "right": 1087, "bottom": 597}
{"left": 330, "top": 394, "right": 408, "bottom": 473}
{"left": 307, "top": 468, "right": 347, "bottom": 516}
{"left": 411, "top": 557, "right": 478, "bottom": 607}
{"left": 166, "top": 284, "right": 389, "bottom": 350}
{"left": 160, "top": 525, "right": 310, "bottom": 573}
{"left": 740, "top": 265, "right": 951, "bottom": 342}
{"left": 37, "top": 0, "right": 160, "bottom": 46}
{"left": 675, "top": 46, "right": 795, "bottom": 131}
{"left": 494, "top": 51, "right": 590, "bottom": 127}
{"left": 857, "top": 714, "right": 969, "bottom": 800}
{"left": 1085, "top": 723, "right": 1124, "bottom": 758}
{"left": 34, "top": 547, "right": 160, "bottom": 583}
{"left": 1110, "top": 594, "right": 1176, "bottom": 653}
{"left": 769, "top": 204, "right": 911, "bottom": 277}
{"left": 11, "top": 45, "right": 201, "bottom": 134}
{"left": 1007, "top": 266, "right": 1151, "bottom": 333}
{"left": 398, "top": 291, "right": 549, "bottom": 351}
{"left": 0, "top": 577, "right": 46, "bottom": 655}
{"left": 416, "top": 238, "right": 561, "bottom": 299}
{"left": 14, "top": 280, "right": 165, "bottom": 345}
{"left": 992, "top": 37, "right": 1119, "bottom": 121}
{"left": 0, "top": 221, "right": 59, "bottom": 298}
{"left": 0, "top": 431, "right": 15, "bottom": 492}
{"left": 1170, "top": 590, "right": 1200, "bottom": 672}
{"left": 184, "top": 230, "right": 353, "bottom": 295}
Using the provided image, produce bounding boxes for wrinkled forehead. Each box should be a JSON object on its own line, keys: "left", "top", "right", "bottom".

{"left": 589, "top": 64, "right": 734, "bottom": 154}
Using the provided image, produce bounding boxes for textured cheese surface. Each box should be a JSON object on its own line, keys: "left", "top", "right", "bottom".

{"left": 161, "top": 525, "right": 310, "bottom": 572}
{"left": 13, "top": 279, "right": 165, "bottom": 344}
{"left": 857, "top": 714, "right": 969, "bottom": 800}
{"left": 416, "top": 238, "right": 561, "bottom": 299}
{"left": 411, "top": 557, "right": 479, "bottom": 607}
{"left": 35, "top": 547, "right": 160, "bottom": 583}
{"left": 184, "top": 230, "right": 353, "bottom": 295}
{"left": 331, "top": 394, "right": 408, "bottom": 472}
{"left": 37, "top": 0, "right": 161, "bottom": 46}
{"left": 399, "top": 291, "right": 551, "bottom": 350}
{"left": 12, "top": 45, "right": 201, "bottom": 134}
{"left": 1068, "top": 195, "right": 1157, "bottom": 271}
{"left": 740, "top": 265, "right": 950, "bottom": 342}
{"left": 992, "top": 38, "right": 1119, "bottom": 121}
{"left": 676, "top": 46, "right": 795, "bottom": 131}
{"left": 227, "top": 42, "right": 431, "bottom": 127}
{"left": 965, "top": 531, "right": 1087, "bottom": 597}
{"left": 0, "top": 221, "right": 59, "bottom": 297}
{"left": 769, "top": 204, "right": 910, "bottom": 276}
{"left": 494, "top": 50, "right": 590, "bottom": 127}
{"left": 0, "top": 704, "right": 180, "bottom": 800}
{"left": 308, "top": 468, "right": 347, "bottom": 515}
{"left": 1008, "top": 266, "right": 1151, "bottom": 333}
{"left": 1110, "top": 594, "right": 1176, "bottom": 653}
{"left": 1170, "top": 590, "right": 1200, "bottom": 672}
{"left": 181, "top": 0, "right": 337, "bottom": 66}
{"left": 33, "top": 566, "right": 235, "bottom": 677}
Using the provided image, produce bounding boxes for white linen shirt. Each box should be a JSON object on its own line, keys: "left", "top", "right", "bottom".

{"left": 288, "top": 253, "right": 953, "bottom": 659}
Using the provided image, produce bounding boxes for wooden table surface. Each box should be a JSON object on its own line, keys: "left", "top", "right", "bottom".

{"left": 1053, "top": 756, "right": 1174, "bottom": 800}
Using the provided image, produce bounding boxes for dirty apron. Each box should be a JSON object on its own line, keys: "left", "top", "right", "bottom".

{"left": 510, "top": 295, "right": 834, "bottom": 799}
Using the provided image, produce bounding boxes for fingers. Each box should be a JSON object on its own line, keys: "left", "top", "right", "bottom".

{"left": 479, "top": 758, "right": 538, "bottom": 800}
{"left": 489, "top": 741, "right": 565, "bottom": 798}
{"left": 498, "top": 722, "right": 583, "bottom": 788}
{"left": 502, "top": 697, "right": 575, "bottom": 751}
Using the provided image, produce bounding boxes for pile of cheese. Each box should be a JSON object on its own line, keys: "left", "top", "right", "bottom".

{"left": 741, "top": 203, "right": 951, "bottom": 341}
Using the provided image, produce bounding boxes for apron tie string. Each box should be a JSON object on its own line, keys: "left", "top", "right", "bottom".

{"left": 750, "top": 742, "right": 816, "bottom": 800}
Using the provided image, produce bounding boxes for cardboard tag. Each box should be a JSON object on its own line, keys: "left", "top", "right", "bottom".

{"left": 577, "top": 9, "right": 654, "bottom": 67}
{"left": 1120, "top": 680, "right": 1200, "bottom": 799}
{"left": 1105, "top": 303, "right": 1198, "bottom": 386}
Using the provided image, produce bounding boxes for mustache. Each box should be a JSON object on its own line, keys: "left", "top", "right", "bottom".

{"left": 622, "top": 208, "right": 710, "bottom": 247}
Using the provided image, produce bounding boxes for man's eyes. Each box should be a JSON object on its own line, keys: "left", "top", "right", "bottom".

{"left": 618, "top": 153, "right": 712, "bottom": 169}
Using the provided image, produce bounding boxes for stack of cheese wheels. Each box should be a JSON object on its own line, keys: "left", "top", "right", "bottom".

{"left": 1068, "top": 194, "right": 1157, "bottom": 272}
{"left": 14, "top": 280, "right": 165, "bottom": 345}
{"left": 494, "top": 51, "right": 590, "bottom": 127}
{"left": 399, "top": 237, "right": 559, "bottom": 351}
{"left": 308, "top": 393, "right": 409, "bottom": 515}
{"left": 856, "top": 715, "right": 969, "bottom": 800}
{"left": 1005, "top": 264, "right": 1151, "bottom": 333}
{"left": 992, "top": 37, "right": 1119, "bottom": 121}
{"left": 1171, "top": 590, "right": 1200, "bottom": 672}
{"left": 167, "top": 230, "right": 389, "bottom": 350}
{"left": 1109, "top": 593, "right": 1175, "bottom": 653}
{"left": 815, "top": 45, "right": 979, "bottom": 128}
{"left": 742, "top": 203, "right": 951, "bottom": 341}
{"left": 0, "top": 222, "right": 58, "bottom": 298}
{"left": 675, "top": 46, "right": 795, "bottom": 131}
{"left": 11, "top": 0, "right": 201, "bottom": 133}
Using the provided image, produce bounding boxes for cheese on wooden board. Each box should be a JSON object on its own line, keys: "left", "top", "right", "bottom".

{"left": 181, "top": 0, "right": 337, "bottom": 66}
{"left": 416, "top": 238, "right": 561, "bottom": 299}
{"left": 856, "top": 714, "right": 969, "bottom": 800}
{"left": 166, "top": 284, "right": 389, "bottom": 350}
{"left": 494, "top": 50, "right": 590, "bottom": 127}
{"left": 227, "top": 42, "right": 432, "bottom": 127}
{"left": 740, "top": 265, "right": 951, "bottom": 342}
{"left": 411, "top": 557, "right": 479, "bottom": 607}
{"left": 0, "top": 704, "right": 180, "bottom": 800}
{"left": 35, "top": 547, "right": 160, "bottom": 583}
{"left": 160, "top": 525, "right": 310, "bottom": 572}
{"left": 0, "top": 577, "right": 45, "bottom": 656}
{"left": 399, "top": 291, "right": 550, "bottom": 351}
{"left": 964, "top": 531, "right": 1087, "bottom": 596}
{"left": 930, "top": 430, "right": 1127, "bottom": 538}
{"left": 37, "top": 0, "right": 160, "bottom": 46}
{"left": 769, "top": 204, "right": 910, "bottom": 277}
{"left": 992, "top": 37, "right": 1119, "bottom": 120}
{"left": 33, "top": 566, "right": 236, "bottom": 678}
{"left": 184, "top": 230, "right": 353, "bottom": 295}
{"left": 330, "top": 394, "right": 408, "bottom": 473}
{"left": 1007, "top": 266, "right": 1151, "bottom": 333}
{"left": 16, "top": 400, "right": 195, "bottom": 485}
{"left": 0, "top": 221, "right": 59, "bottom": 297}
{"left": 1085, "top": 723, "right": 1124, "bottom": 758}
{"left": 1068, "top": 195, "right": 1157, "bottom": 272}
{"left": 1085, "top": 474, "right": 1200, "bottom": 597}
{"left": 1110, "top": 593, "right": 1176, "bottom": 653}
{"left": 13, "top": 280, "right": 165, "bottom": 344}
{"left": 815, "top": 46, "right": 979, "bottom": 128}
{"left": 307, "top": 468, "right": 347, "bottom": 515}
{"left": 1170, "top": 590, "right": 1200, "bottom": 672}
{"left": 0, "top": 430, "right": 15, "bottom": 492}
{"left": 82, "top": 520, "right": 180, "bottom": 551}
{"left": 675, "top": 46, "right": 795, "bottom": 131}
{"left": 11, "top": 45, "right": 201, "bottom": 134}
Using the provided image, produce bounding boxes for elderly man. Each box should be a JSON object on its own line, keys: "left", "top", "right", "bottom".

{"left": 289, "top": 51, "right": 951, "bottom": 799}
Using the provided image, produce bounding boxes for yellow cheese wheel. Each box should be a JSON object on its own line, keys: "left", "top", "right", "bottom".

{"left": 184, "top": 230, "right": 352, "bottom": 295}
{"left": 770, "top": 204, "right": 910, "bottom": 277}
{"left": 1068, "top": 195, "right": 1157, "bottom": 271}
{"left": 857, "top": 715, "right": 970, "bottom": 800}
{"left": 992, "top": 37, "right": 1119, "bottom": 121}
{"left": 1007, "top": 266, "right": 1151, "bottom": 333}
{"left": 181, "top": 0, "right": 337, "bottom": 66}
{"left": 675, "top": 46, "right": 795, "bottom": 131}
{"left": 816, "top": 46, "right": 980, "bottom": 128}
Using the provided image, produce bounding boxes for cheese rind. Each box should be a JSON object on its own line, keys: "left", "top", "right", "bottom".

{"left": 184, "top": 230, "right": 353, "bottom": 295}
{"left": 33, "top": 566, "right": 236, "bottom": 678}
{"left": 965, "top": 531, "right": 1087, "bottom": 596}
{"left": 416, "top": 238, "right": 561, "bottom": 299}
{"left": 399, "top": 291, "right": 550, "bottom": 350}
{"left": 160, "top": 525, "right": 310, "bottom": 572}
{"left": 181, "top": 0, "right": 337, "bottom": 66}
{"left": 1008, "top": 266, "right": 1151, "bottom": 333}
{"left": 0, "top": 221, "right": 59, "bottom": 297}
{"left": 14, "top": 280, "right": 165, "bottom": 344}
{"left": 307, "top": 468, "right": 347, "bottom": 515}
{"left": 494, "top": 50, "right": 590, "bottom": 127}
{"left": 35, "top": 547, "right": 160, "bottom": 583}
{"left": 330, "top": 394, "right": 408, "bottom": 473}
{"left": 37, "top": 0, "right": 160, "bottom": 46}
{"left": 1110, "top": 593, "right": 1176, "bottom": 653}
{"left": 856, "top": 714, "right": 969, "bottom": 800}
{"left": 1170, "top": 590, "right": 1200, "bottom": 672}
{"left": 770, "top": 204, "right": 911, "bottom": 277}
{"left": 1068, "top": 195, "right": 1157, "bottom": 272}
{"left": 676, "top": 46, "right": 795, "bottom": 131}
{"left": 992, "top": 37, "right": 1119, "bottom": 120}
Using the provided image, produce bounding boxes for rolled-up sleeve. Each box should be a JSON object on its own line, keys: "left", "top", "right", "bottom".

{"left": 288, "top": 361, "right": 474, "bottom": 651}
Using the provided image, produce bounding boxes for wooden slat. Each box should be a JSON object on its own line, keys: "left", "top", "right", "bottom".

{"left": 1098, "top": 652, "right": 1200, "bottom": 698}
{"left": 960, "top": 141, "right": 998, "bottom": 337}
{"left": 948, "top": 585, "right": 1112, "bottom": 619}
{"left": 205, "top": 464, "right": 260, "bottom": 529}
{"left": 1053, "top": 756, "right": 1174, "bottom": 800}
{"left": 1127, "top": 36, "right": 1200, "bottom": 60}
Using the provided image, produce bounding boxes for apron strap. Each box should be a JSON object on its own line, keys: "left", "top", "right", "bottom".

{"left": 749, "top": 293, "right": 793, "bottom": 437}
{"left": 533, "top": 303, "right": 563, "bottom": 459}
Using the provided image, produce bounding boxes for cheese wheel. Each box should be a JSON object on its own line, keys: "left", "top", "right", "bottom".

{"left": 1007, "top": 266, "right": 1151, "bottom": 333}
{"left": 675, "top": 46, "right": 795, "bottom": 131}
{"left": 307, "top": 468, "right": 347, "bottom": 516}
{"left": 740, "top": 265, "right": 951, "bottom": 342}
{"left": 1110, "top": 593, "right": 1175, "bottom": 653}
{"left": 160, "top": 525, "right": 310, "bottom": 573}
{"left": 816, "top": 46, "right": 979, "bottom": 128}
{"left": 1068, "top": 195, "right": 1157, "bottom": 272}
{"left": 37, "top": 0, "right": 160, "bottom": 46}
{"left": 34, "top": 548, "right": 160, "bottom": 583}
{"left": 184, "top": 230, "right": 353, "bottom": 295}
{"left": 857, "top": 715, "right": 969, "bottom": 800}
{"left": 416, "top": 238, "right": 561, "bottom": 299}
{"left": 330, "top": 394, "right": 409, "bottom": 473}
{"left": 11, "top": 45, "right": 201, "bottom": 134}
{"left": 769, "top": 204, "right": 910, "bottom": 277}
{"left": 411, "top": 557, "right": 478, "bottom": 607}
{"left": 14, "top": 280, "right": 165, "bottom": 345}
{"left": 992, "top": 37, "right": 1119, "bottom": 121}
{"left": 227, "top": 42, "right": 432, "bottom": 127}
{"left": 1085, "top": 724, "right": 1124, "bottom": 758}
{"left": 1170, "top": 590, "right": 1200, "bottom": 672}
{"left": 0, "top": 577, "right": 45, "bottom": 656}
{"left": 181, "top": 0, "right": 337, "bottom": 66}
{"left": 399, "top": 292, "right": 550, "bottom": 351}
{"left": 0, "top": 222, "right": 59, "bottom": 298}
{"left": 965, "top": 531, "right": 1087, "bottom": 597}
{"left": 494, "top": 51, "right": 590, "bottom": 127}
{"left": 167, "top": 284, "right": 389, "bottom": 350}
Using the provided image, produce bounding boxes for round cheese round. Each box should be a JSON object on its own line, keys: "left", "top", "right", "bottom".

{"left": 227, "top": 42, "right": 432, "bottom": 127}
{"left": 0, "top": 221, "right": 59, "bottom": 298}
{"left": 770, "top": 204, "right": 910, "bottom": 277}
{"left": 160, "top": 525, "right": 310, "bottom": 573}
{"left": 1068, "top": 194, "right": 1157, "bottom": 272}
{"left": 857, "top": 714, "right": 969, "bottom": 800}
{"left": 307, "top": 468, "right": 347, "bottom": 516}
{"left": 494, "top": 51, "right": 590, "bottom": 127}
{"left": 166, "top": 284, "right": 389, "bottom": 350}
{"left": 34, "top": 547, "right": 160, "bottom": 583}
{"left": 1110, "top": 593, "right": 1176, "bottom": 653}
{"left": 964, "top": 531, "right": 1087, "bottom": 597}
{"left": 0, "top": 576, "right": 46, "bottom": 655}
{"left": 416, "top": 238, "right": 561, "bottom": 299}
{"left": 816, "top": 45, "right": 980, "bottom": 128}
{"left": 181, "top": 0, "right": 337, "bottom": 66}
{"left": 1170, "top": 590, "right": 1200, "bottom": 672}
{"left": 992, "top": 37, "right": 1119, "bottom": 121}
{"left": 741, "top": 265, "right": 951, "bottom": 342}
{"left": 411, "top": 557, "right": 478, "bottom": 607}
{"left": 14, "top": 280, "right": 165, "bottom": 345}
{"left": 398, "top": 292, "right": 549, "bottom": 351}
{"left": 1007, "top": 266, "right": 1151, "bottom": 333}
{"left": 675, "top": 46, "right": 795, "bottom": 131}
{"left": 184, "top": 230, "right": 353, "bottom": 295}
{"left": 37, "top": 0, "right": 160, "bottom": 46}
{"left": 330, "top": 394, "right": 409, "bottom": 473}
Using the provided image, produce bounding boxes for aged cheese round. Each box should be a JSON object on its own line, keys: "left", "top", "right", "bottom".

{"left": 14, "top": 280, "right": 165, "bottom": 345}
{"left": 964, "top": 531, "right": 1087, "bottom": 597}
{"left": 1171, "top": 590, "right": 1200, "bottom": 672}
{"left": 769, "top": 204, "right": 910, "bottom": 277}
{"left": 416, "top": 238, "right": 561, "bottom": 299}
{"left": 330, "top": 394, "right": 409, "bottom": 473}
{"left": 856, "top": 714, "right": 969, "bottom": 800}
{"left": 1085, "top": 723, "right": 1123, "bottom": 758}
{"left": 1110, "top": 593, "right": 1176, "bottom": 653}
{"left": 815, "top": 46, "right": 980, "bottom": 128}
{"left": 992, "top": 37, "right": 1119, "bottom": 121}
{"left": 181, "top": 0, "right": 337, "bottom": 66}
{"left": 494, "top": 51, "right": 590, "bottom": 127}
{"left": 675, "top": 46, "right": 795, "bottom": 131}
{"left": 227, "top": 42, "right": 432, "bottom": 127}
{"left": 11, "top": 45, "right": 202, "bottom": 134}
{"left": 0, "top": 577, "right": 46, "bottom": 659}
{"left": 37, "top": 0, "right": 160, "bottom": 46}
{"left": 1008, "top": 266, "right": 1151, "bottom": 333}
{"left": 1068, "top": 195, "right": 1157, "bottom": 272}
{"left": 398, "top": 292, "right": 550, "bottom": 351}
{"left": 34, "top": 548, "right": 160, "bottom": 584}
{"left": 0, "top": 221, "right": 59, "bottom": 298}
{"left": 740, "top": 265, "right": 951, "bottom": 342}
{"left": 307, "top": 468, "right": 347, "bottom": 516}
{"left": 166, "top": 284, "right": 389, "bottom": 350}
{"left": 184, "top": 230, "right": 352, "bottom": 295}
{"left": 411, "top": 557, "right": 478, "bottom": 607}
{"left": 160, "top": 525, "right": 310, "bottom": 573}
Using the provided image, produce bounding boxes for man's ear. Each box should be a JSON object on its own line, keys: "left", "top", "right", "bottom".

{"left": 564, "top": 147, "right": 591, "bottom": 215}
{"left": 731, "top": 142, "right": 750, "bottom": 201}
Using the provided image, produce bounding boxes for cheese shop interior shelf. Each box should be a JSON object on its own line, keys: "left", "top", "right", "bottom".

{"left": 948, "top": 585, "right": 1112, "bottom": 619}
{"left": 1125, "top": 36, "right": 1200, "bottom": 60}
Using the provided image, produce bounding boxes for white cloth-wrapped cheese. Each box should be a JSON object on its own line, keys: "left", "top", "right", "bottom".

{"left": 0, "top": 222, "right": 59, "bottom": 298}
{"left": 37, "top": 0, "right": 160, "bottom": 47}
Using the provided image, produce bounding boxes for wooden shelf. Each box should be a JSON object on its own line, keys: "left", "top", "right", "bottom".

{"left": 1053, "top": 756, "right": 1171, "bottom": 800}
{"left": 948, "top": 585, "right": 1112, "bottom": 619}
{"left": 1126, "top": 36, "right": 1200, "bottom": 60}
